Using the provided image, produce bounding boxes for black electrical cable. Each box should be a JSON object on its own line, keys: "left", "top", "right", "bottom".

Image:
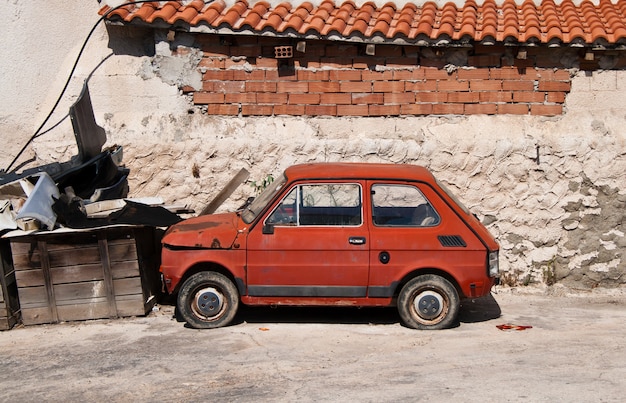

{"left": 4, "top": 0, "right": 213, "bottom": 174}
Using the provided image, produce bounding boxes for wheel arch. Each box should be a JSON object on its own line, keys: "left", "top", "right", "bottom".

{"left": 174, "top": 261, "right": 243, "bottom": 296}
{"left": 394, "top": 267, "right": 463, "bottom": 299}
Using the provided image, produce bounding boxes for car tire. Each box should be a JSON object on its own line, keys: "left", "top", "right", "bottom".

{"left": 177, "top": 271, "right": 239, "bottom": 329}
{"left": 397, "top": 274, "right": 460, "bottom": 330}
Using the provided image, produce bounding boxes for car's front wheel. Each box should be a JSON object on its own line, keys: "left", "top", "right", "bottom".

{"left": 177, "top": 271, "right": 239, "bottom": 329}
{"left": 397, "top": 274, "right": 459, "bottom": 330}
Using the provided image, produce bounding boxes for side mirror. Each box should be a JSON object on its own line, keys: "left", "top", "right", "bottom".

{"left": 262, "top": 223, "right": 275, "bottom": 234}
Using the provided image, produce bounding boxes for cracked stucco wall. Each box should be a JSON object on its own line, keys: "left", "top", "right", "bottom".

{"left": 1, "top": 1, "right": 624, "bottom": 289}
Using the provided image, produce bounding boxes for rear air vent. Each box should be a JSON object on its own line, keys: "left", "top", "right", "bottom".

{"left": 438, "top": 235, "right": 467, "bottom": 247}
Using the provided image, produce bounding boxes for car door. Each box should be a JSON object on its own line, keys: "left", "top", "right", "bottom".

{"left": 246, "top": 181, "right": 370, "bottom": 298}
{"left": 366, "top": 181, "right": 487, "bottom": 298}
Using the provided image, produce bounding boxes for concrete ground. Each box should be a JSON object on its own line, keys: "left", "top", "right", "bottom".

{"left": 1, "top": 286, "right": 625, "bottom": 402}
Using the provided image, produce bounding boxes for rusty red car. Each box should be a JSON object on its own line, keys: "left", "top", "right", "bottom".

{"left": 160, "top": 163, "right": 500, "bottom": 329}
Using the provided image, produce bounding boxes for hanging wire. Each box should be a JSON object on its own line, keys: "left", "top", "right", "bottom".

{"left": 4, "top": 1, "right": 213, "bottom": 174}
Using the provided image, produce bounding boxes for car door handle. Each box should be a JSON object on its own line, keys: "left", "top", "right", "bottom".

{"left": 349, "top": 237, "right": 366, "bottom": 245}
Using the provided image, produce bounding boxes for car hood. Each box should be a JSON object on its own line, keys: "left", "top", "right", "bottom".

{"left": 162, "top": 212, "right": 240, "bottom": 249}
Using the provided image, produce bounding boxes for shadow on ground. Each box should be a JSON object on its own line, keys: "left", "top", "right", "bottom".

{"left": 171, "top": 293, "right": 501, "bottom": 328}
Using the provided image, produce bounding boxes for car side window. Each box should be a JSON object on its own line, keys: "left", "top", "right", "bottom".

{"left": 267, "top": 183, "right": 362, "bottom": 226}
{"left": 371, "top": 184, "right": 440, "bottom": 227}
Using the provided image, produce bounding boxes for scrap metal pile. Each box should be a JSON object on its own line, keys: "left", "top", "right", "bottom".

{"left": 0, "top": 83, "right": 183, "bottom": 234}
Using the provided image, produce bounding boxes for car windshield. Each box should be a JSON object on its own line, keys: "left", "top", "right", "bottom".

{"left": 241, "top": 173, "right": 287, "bottom": 224}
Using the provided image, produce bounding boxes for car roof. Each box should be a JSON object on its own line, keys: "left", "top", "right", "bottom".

{"left": 284, "top": 163, "right": 436, "bottom": 182}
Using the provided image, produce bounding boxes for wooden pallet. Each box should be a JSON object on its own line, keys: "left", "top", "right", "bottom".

{"left": 0, "top": 240, "right": 20, "bottom": 330}
{"left": 9, "top": 226, "right": 161, "bottom": 325}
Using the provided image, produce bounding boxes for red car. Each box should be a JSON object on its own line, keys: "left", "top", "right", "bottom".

{"left": 160, "top": 163, "right": 499, "bottom": 329}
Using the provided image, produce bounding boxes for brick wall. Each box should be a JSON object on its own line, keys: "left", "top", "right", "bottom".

{"left": 186, "top": 35, "right": 605, "bottom": 117}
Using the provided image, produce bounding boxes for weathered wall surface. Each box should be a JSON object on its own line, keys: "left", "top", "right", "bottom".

{"left": 1, "top": 1, "right": 624, "bottom": 289}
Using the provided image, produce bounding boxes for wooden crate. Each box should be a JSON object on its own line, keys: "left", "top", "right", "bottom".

{"left": 0, "top": 240, "right": 20, "bottom": 330}
{"left": 10, "top": 226, "right": 161, "bottom": 325}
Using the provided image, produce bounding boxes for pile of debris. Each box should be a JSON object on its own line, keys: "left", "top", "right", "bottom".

{"left": 0, "top": 83, "right": 197, "bottom": 330}
{"left": 0, "top": 83, "right": 185, "bottom": 234}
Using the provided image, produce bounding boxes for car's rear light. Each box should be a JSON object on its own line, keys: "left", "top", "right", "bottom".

{"left": 488, "top": 251, "right": 499, "bottom": 277}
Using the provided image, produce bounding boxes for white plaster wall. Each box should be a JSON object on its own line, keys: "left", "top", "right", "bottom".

{"left": 2, "top": 1, "right": 625, "bottom": 287}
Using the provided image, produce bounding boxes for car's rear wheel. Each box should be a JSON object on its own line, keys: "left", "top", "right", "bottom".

{"left": 177, "top": 271, "right": 239, "bottom": 329}
{"left": 397, "top": 274, "right": 459, "bottom": 330}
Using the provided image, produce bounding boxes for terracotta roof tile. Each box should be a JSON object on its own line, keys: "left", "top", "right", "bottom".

{"left": 100, "top": 0, "right": 626, "bottom": 46}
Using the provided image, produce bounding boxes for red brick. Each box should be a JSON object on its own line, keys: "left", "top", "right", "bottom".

{"left": 401, "top": 103, "right": 433, "bottom": 115}
{"left": 254, "top": 57, "right": 278, "bottom": 68}
{"left": 289, "top": 93, "right": 320, "bottom": 104}
{"left": 199, "top": 57, "right": 225, "bottom": 69}
{"left": 362, "top": 70, "right": 394, "bottom": 81}
{"left": 479, "top": 91, "right": 513, "bottom": 103}
{"left": 512, "top": 59, "right": 536, "bottom": 69}
{"left": 202, "top": 81, "right": 216, "bottom": 91}
{"left": 423, "top": 67, "right": 452, "bottom": 80}
{"left": 246, "top": 81, "right": 277, "bottom": 92}
{"left": 225, "top": 93, "right": 257, "bottom": 103}
{"left": 320, "top": 57, "right": 353, "bottom": 69}
{"left": 469, "top": 80, "right": 502, "bottom": 91}
{"left": 297, "top": 70, "right": 330, "bottom": 81}
{"left": 274, "top": 104, "right": 305, "bottom": 115}
{"left": 233, "top": 70, "right": 265, "bottom": 81}
{"left": 329, "top": 70, "right": 362, "bottom": 81}
{"left": 203, "top": 70, "right": 234, "bottom": 81}
{"left": 340, "top": 81, "right": 372, "bottom": 92}
{"left": 530, "top": 104, "right": 563, "bottom": 116}
{"left": 447, "top": 92, "right": 480, "bottom": 103}
{"left": 513, "top": 92, "right": 545, "bottom": 103}
{"left": 489, "top": 67, "right": 522, "bottom": 80}
{"left": 393, "top": 69, "right": 425, "bottom": 80}
{"left": 309, "top": 82, "right": 341, "bottom": 93}
{"left": 352, "top": 93, "right": 384, "bottom": 104}
{"left": 241, "top": 104, "right": 273, "bottom": 116}
{"left": 264, "top": 70, "right": 280, "bottom": 80}
{"left": 257, "top": 93, "right": 287, "bottom": 104}
{"left": 373, "top": 81, "right": 405, "bottom": 92}
{"left": 353, "top": 57, "right": 385, "bottom": 67}
{"left": 457, "top": 68, "right": 490, "bottom": 80}
{"left": 213, "top": 81, "right": 245, "bottom": 93}
{"left": 305, "top": 105, "right": 337, "bottom": 116}
{"left": 384, "top": 92, "right": 415, "bottom": 104}
{"left": 537, "top": 81, "right": 571, "bottom": 92}
{"left": 537, "top": 69, "right": 571, "bottom": 81}
{"left": 432, "top": 103, "right": 464, "bottom": 114}
{"left": 321, "top": 93, "right": 351, "bottom": 105}
{"left": 200, "top": 45, "right": 230, "bottom": 57}
{"left": 206, "top": 104, "right": 239, "bottom": 115}
{"left": 193, "top": 92, "right": 225, "bottom": 104}
{"left": 369, "top": 104, "right": 401, "bottom": 116}
{"left": 337, "top": 104, "right": 369, "bottom": 116}
{"left": 502, "top": 80, "right": 535, "bottom": 91}
{"left": 465, "top": 103, "right": 497, "bottom": 115}
{"left": 498, "top": 104, "right": 529, "bottom": 115}
{"left": 405, "top": 80, "right": 437, "bottom": 91}
{"left": 417, "top": 92, "right": 447, "bottom": 103}
{"left": 438, "top": 80, "right": 469, "bottom": 91}
{"left": 224, "top": 58, "right": 248, "bottom": 68}
{"left": 386, "top": 58, "right": 417, "bottom": 68}
{"left": 277, "top": 82, "right": 309, "bottom": 93}
{"left": 547, "top": 92, "right": 567, "bottom": 103}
